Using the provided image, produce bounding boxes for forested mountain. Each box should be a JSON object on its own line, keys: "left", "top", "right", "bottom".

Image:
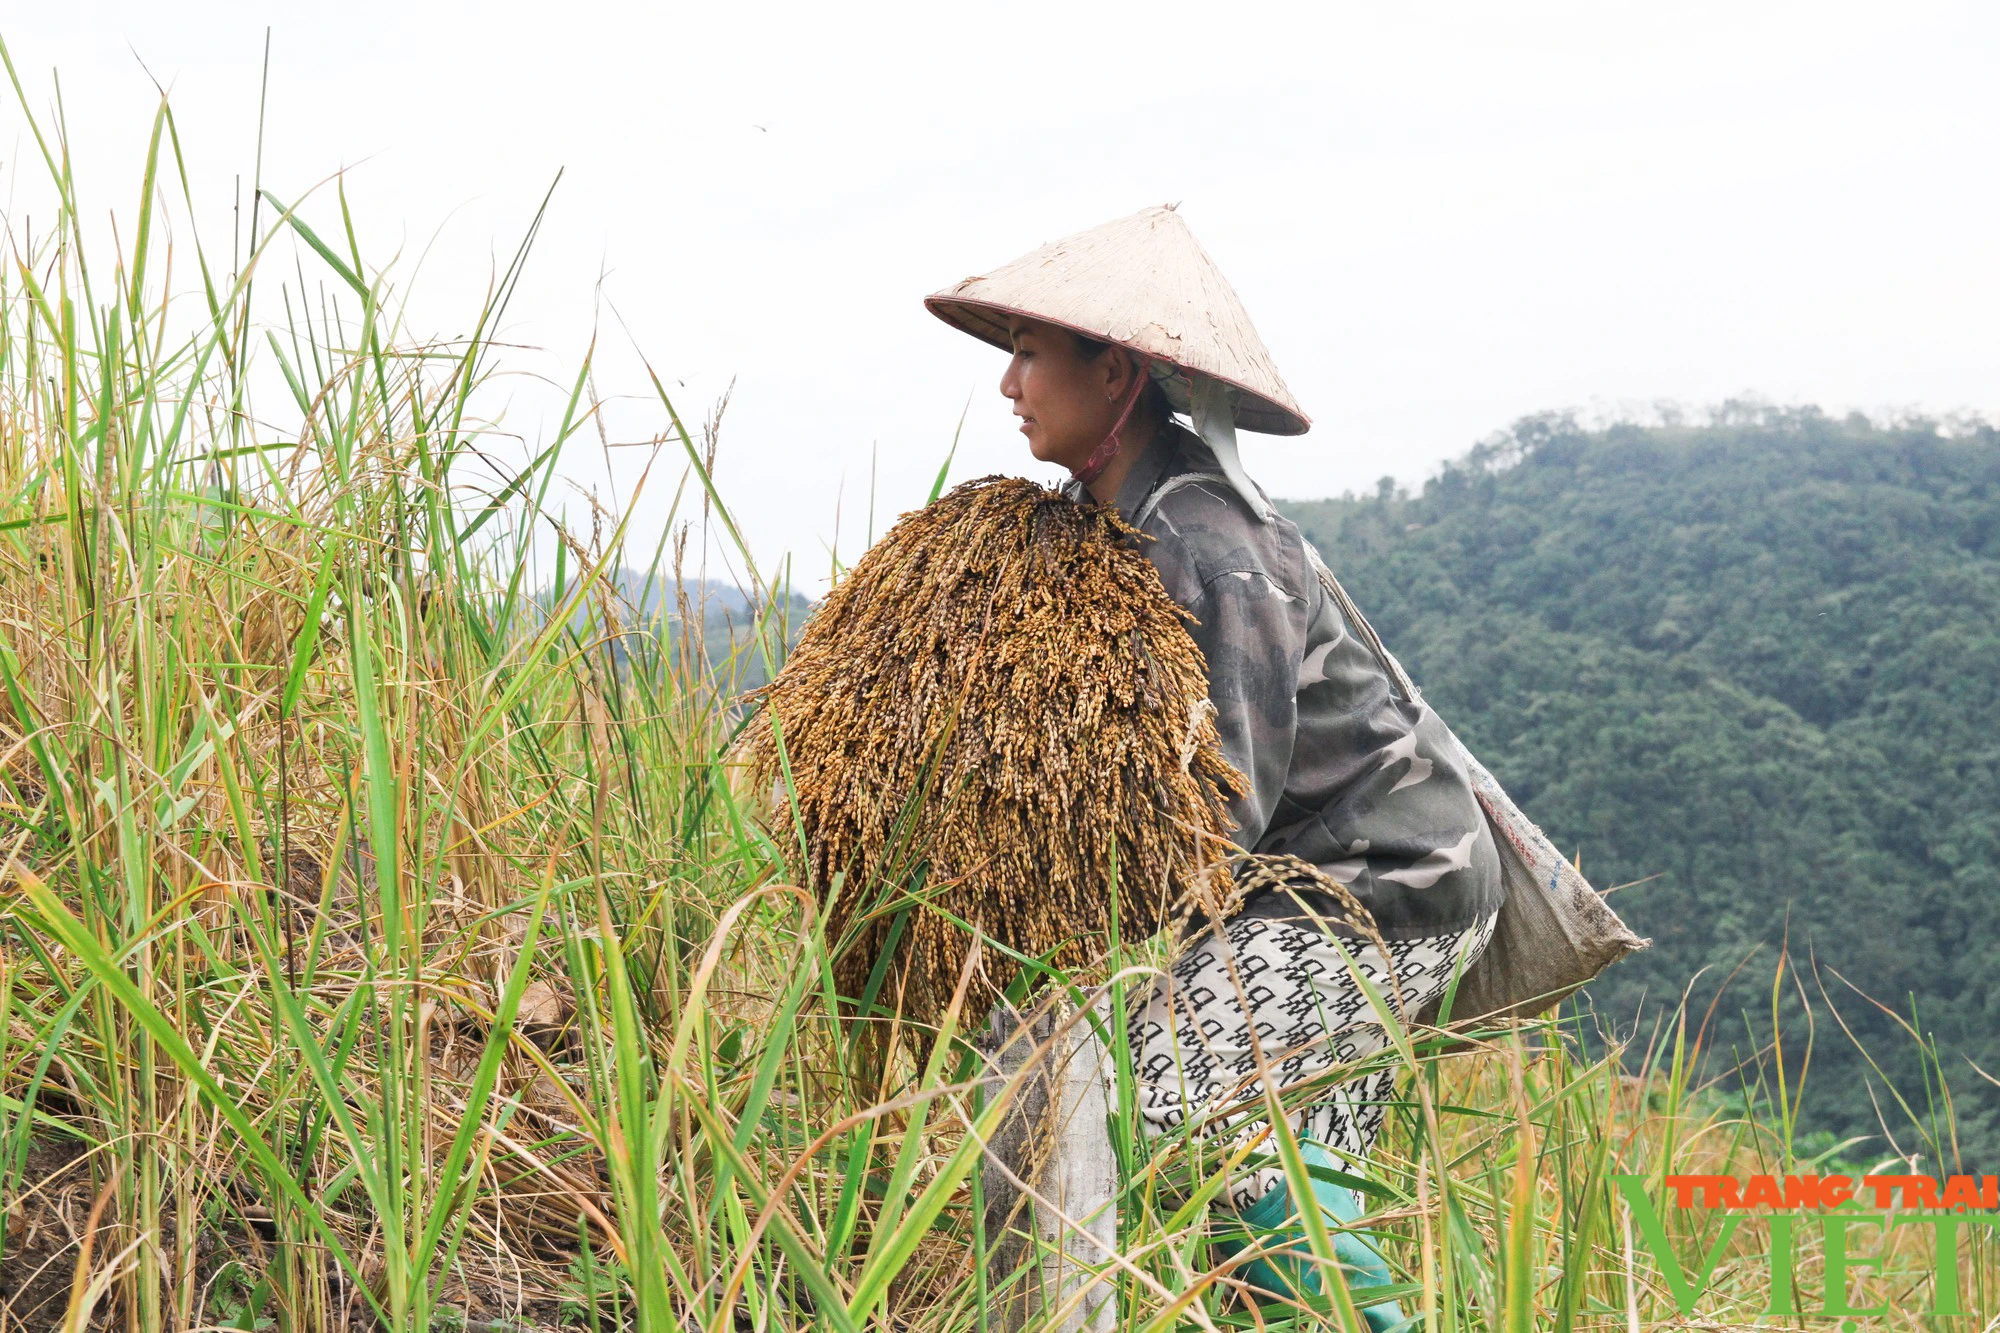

{"left": 545, "top": 572, "right": 811, "bottom": 687}
{"left": 1278, "top": 407, "right": 2000, "bottom": 1163}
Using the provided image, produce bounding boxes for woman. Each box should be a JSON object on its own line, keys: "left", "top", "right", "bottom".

{"left": 927, "top": 206, "right": 1505, "bottom": 1322}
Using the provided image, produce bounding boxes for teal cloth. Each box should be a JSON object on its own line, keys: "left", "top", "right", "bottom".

{"left": 1214, "top": 1143, "right": 1409, "bottom": 1332}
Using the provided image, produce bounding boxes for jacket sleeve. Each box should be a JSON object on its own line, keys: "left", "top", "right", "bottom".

{"left": 1178, "top": 568, "right": 1310, "bottom": 848}
{"left": 1137, "top": 471, "right": 1504, "bottom": 934}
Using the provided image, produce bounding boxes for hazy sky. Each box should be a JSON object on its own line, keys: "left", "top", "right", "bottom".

{"left": 10, "top": 3, "right": 1999, "bottom": 585}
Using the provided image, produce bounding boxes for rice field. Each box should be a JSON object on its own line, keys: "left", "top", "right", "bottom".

{"left": 0, "top": 60, "right": 1994, "bottom": 1331}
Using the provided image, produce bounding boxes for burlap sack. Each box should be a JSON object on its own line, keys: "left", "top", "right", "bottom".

{"left": 1436, "top": 735, "right": 1650, "bottom": 1022}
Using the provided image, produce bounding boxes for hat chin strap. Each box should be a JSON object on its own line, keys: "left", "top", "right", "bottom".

{"left": 1189, "top": 374, "right": 1274, "bottom": 523}
{"left": 1071, "top": 355, "right": 1152, "bottom": 488}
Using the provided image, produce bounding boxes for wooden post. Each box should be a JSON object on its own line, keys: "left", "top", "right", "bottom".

{"left": 980, "top": 998, "right": 1119, "bottom": 1333}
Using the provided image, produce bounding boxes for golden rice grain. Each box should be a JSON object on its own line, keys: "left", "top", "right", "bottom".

{"left": 737, "top": 476, "right": 1244, "bottom": 1026}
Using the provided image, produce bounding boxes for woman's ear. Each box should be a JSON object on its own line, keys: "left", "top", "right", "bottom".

{"left": 1099, "top": 348, "right": 1140, "bottom": 403}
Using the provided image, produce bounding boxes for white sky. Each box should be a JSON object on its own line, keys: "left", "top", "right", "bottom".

{"left": 9, "top": 2, "right": 1999, "bottom": 587}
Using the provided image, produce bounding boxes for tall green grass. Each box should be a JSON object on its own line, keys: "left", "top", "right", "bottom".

{"left": 0, "top": 56, "right": 1992, "bottom": 1331}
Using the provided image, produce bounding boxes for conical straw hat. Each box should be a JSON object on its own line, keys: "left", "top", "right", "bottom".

{"left": 926, "top": 205, "right": 1309, "bottom": 436}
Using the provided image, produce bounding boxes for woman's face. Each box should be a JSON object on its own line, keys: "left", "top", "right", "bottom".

{"left": 998, "top": 317, "right": 1130, "bottom": 470}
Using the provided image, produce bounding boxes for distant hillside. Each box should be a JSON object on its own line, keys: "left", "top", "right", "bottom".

{"left": 542, "top": 572, "right": 812, "bottom": 688}
{"left": 1279, "top": 407, "right": 2000, "bottom": 1162}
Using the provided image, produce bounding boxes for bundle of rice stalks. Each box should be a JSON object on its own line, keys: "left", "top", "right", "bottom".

{"left": 737, "top": 475, "right": 1244, "bottom": 1028}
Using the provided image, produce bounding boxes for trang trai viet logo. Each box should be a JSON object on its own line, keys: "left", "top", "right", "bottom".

{"left": 1614, "top": 1173, "right": 1998, "bottom": 1320}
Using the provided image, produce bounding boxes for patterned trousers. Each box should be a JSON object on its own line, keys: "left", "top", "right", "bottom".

{"left": 1127, "top": 907, "right": 1499, "bottom": 1209}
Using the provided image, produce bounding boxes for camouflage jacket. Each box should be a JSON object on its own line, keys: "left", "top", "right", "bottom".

{"left": 1068, "top": 422, "right": 1505, "bottom": 939}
